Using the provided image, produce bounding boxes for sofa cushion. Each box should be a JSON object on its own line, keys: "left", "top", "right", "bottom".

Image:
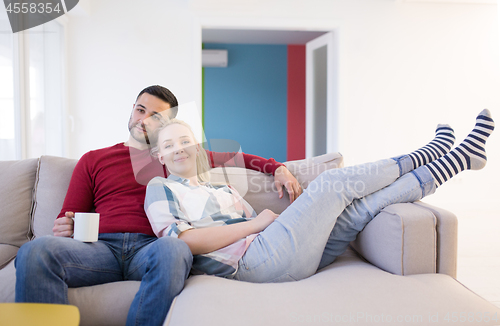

{"left": 0, "top": 244, "right": 19, "bottom": 270}
{"left": 68, "top": 281, "right": 140, "bottom": 326}
{"left": 0, "top": 259, "right": 16, "bottom": 303}
{"left": 210, "top": 152, "right": 343, "bottom": 214}
{"left": 165, "top": 249, "right": 500, "bottom": 326}
{"left": 32, "top": 156, "right": 78, "bottom": 238}
{"left": 0, "top": 158, "right": 38, "bottom": 251}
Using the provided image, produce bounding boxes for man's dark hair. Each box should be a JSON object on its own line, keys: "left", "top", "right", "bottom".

{"left": 136, "top": 85, "right": 179, "bottom": 118}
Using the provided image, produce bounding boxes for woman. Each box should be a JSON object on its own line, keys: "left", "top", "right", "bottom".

{"left": 145, "top": 110, "right": 494, "bottom": 282}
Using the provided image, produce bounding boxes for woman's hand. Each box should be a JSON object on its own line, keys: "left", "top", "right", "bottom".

{"left": 179, "top": 211, "right": 278, "bottom": 255}
{"left": 252, "top": 209, "right": 279, "bottom": 233}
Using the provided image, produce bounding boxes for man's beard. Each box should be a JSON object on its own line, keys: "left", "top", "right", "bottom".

{"left": 128, "top": 119, "right": 157, "bottom": 146}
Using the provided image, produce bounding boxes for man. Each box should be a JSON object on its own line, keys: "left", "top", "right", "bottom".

{"left": 15, "top": 85, "right": 301, "bottom": 326}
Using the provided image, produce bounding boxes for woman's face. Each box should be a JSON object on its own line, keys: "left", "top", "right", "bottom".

{"left": 157, "top": 123, "right": 199, "bottom": 179}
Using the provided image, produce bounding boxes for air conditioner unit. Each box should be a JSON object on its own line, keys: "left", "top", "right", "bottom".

{"left": 202, "top": 49, "right": 228, "bottom": 67}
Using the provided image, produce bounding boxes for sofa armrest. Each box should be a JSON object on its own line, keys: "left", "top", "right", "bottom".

{"left": 350, "top": 201, "right": 457, "bottom": 278}
{"left": 414, "top": 201, "right": 458, "bottom": 277}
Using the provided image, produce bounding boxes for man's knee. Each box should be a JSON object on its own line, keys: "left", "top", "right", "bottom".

{"left": 16, "top": 236, "right": 74, "bottom": 270}
{"left": 16, "top": 237, "right": 55, "bottom": 276}
{"left": 151, "top": 237, "right": 193, "bottom": 266}
{"left": 156, "top": 237, "right": 192, "bottom": 256}
{"left": 17, "top": 237, "right": 53, "bottom": 263}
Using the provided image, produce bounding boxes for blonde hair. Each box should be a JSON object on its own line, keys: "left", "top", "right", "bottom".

{"left": 153, "top": 119, "right": 211, "bottom": 183}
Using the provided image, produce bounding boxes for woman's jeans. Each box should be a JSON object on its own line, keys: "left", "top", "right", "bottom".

{"left": 15, "top": 233, "right": 193, "bottom": 326}
{"left": 231, "top": 157, "right": 436, "bottom": 283}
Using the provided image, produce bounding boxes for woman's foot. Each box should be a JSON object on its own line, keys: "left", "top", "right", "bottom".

{"left": 425, "top": 109, "right": 495, "bottom": 187}
{"left": 407, "top": 124, "right": 455, "bottom": 169}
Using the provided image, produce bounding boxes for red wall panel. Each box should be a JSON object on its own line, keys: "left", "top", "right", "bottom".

{"left": 287, "top": 45, "right": 306, "bottom": 161}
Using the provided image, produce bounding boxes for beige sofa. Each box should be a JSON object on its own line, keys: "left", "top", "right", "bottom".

{"left": 1, "top": 153, "right": 499, "bottom": 326}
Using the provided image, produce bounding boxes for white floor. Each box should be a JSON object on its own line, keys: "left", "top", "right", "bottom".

{"left": 455, "top": 209, "right": 500, "bottom": 309}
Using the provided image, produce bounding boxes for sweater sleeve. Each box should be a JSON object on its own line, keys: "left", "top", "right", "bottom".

{"left": 57, "top": 153, "right": 95, "bottom": 219}
{"left": 206, "top": 151, "right": 285, "bottom": 176}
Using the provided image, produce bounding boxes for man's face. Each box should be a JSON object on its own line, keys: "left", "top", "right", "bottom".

{"left": 128, "top": 93, "right": 172, "bottom": 146}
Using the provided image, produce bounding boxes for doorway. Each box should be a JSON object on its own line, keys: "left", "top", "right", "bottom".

{"left": 194, "top": 22, "right": 339, "bottom": 160}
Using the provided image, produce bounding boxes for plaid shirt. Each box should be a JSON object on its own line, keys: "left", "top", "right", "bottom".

{"left": 145, "top": 175, "right": 258, "bottom": 276}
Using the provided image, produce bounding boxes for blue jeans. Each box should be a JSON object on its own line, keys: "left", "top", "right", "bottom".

{"left": 317, "top": 164, "right": 435, "bottom": 270}
{"left": 231, "top": 158, "right": 435, "bottom": 283}
{"left": 15, "top": 233, "right": 193, "bottom": 326}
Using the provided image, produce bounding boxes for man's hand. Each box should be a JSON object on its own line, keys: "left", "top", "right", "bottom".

{"left": 52, "top": 211, "right": 74, "bottom": 237}
{"left": 274, "top": 166, "right": 302, "bottom": 204}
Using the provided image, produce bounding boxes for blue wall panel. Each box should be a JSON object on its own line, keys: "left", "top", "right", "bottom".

{"left": 203, "top": 43, "right": 287, "bottom": 163}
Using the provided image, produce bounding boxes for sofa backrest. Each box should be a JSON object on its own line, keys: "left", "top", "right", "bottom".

{"left": 0, "top": 158, "right": 39, "bottom": 268}
{"left": 3, "top": 152, "right": 344, "bottom": 243}
{"left": 210, "top": 152, "right": 344, "bottom": 214}
{"left": 32, "top": 156, "right": 78, "bottom": 238}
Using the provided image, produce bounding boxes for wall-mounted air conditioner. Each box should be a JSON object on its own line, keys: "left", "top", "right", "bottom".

{"left": 202, "top": 49, "right": 228, "bottom": 67}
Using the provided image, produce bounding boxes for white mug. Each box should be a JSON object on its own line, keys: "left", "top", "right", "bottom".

{"left": 73, "top": 213, "right": 100, "bottom": 242}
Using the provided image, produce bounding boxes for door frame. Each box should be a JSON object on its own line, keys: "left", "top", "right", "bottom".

{"left": 306, "top": 31, "right": 339, "bottom": 157}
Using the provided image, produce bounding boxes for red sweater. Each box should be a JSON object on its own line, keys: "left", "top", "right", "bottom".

{"left": 58, "top": 143, "right": 284, "bottom": 236}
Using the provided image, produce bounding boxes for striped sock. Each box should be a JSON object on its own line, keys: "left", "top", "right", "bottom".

{"left": 408, "top": 124, "right": 455, "bottom": 169}
{"left": 425, "top": 109, "right": 495, "bottom": 187}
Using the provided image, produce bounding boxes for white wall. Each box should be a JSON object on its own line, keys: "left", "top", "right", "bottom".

{"left": 66, "top": 0, "right": 499, "bottom": 212}
{"left": 66, "top": 0, "right": 197, "bottom": 157}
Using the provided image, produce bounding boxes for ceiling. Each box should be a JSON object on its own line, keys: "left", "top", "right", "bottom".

{"left": 202, "top": 29, "right": 329, "bottom": 45}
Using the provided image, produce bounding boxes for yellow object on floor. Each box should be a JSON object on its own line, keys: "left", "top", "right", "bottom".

{"left": 0, "top": 303, "right": 80, "bottom": 326}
